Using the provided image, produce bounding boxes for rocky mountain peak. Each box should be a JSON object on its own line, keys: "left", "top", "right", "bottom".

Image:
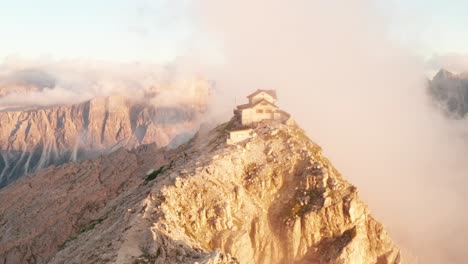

{"left": 433, "top": 68, "right": 455, "bottom": 80}
{"left": 429, "top": 68, "right": 468, "bottom": 118}
{"left": 433, "top": 68, "right": 468, "bottom": 81}
{"left": 0, "top": 113, "right": 401, "bottom": 263}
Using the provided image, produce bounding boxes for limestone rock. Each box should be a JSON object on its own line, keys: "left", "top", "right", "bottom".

{"left": 0, "top": 120, "right": 400, "bottom": 264}
{"left": 0, "top": 95, "right": 208, "bottom": 187}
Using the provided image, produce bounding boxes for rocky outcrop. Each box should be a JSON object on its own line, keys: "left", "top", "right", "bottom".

{"left": 0, "top": 93, "right": 209, "bottom": 187}
{"left": 0, "top": 117, "right": 400, "bottom": 264}
{"left": 429, "top": 69, "right": 468, "bottom": 118}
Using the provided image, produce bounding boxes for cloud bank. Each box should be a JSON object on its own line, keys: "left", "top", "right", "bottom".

{"left": 0, "top": 57, "right": 211, "bottom": 111}
{"left": 191, "top": 0, "right": 468, "bottom": 263}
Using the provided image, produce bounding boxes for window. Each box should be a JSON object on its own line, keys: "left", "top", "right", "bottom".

{"left": 266, "top": 110, "right": 273, "bottom": 113}
{"left": 256, "top": 109, "right": 264, "bottom": 113}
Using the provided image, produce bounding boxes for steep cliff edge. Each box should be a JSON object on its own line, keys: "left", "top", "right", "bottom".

{"left": 0, "top": 119, "right": 400, "bottom": 264}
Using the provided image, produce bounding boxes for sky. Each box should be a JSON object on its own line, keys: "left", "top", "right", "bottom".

{"left": 1, "top": 0, "right": 468, "bottom": 64}
{"left": 0, "top": 0, "right": 193, "bottom": 62}
{"left": 378, "top": 0, "right": 468, "bottom": 57}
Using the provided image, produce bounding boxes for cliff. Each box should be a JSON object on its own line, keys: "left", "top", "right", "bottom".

{"left": 0, "top": 95, "right": 208, "bottom": 187}
{"left": 0, "top": 118, "right": 400, "bottom": 264}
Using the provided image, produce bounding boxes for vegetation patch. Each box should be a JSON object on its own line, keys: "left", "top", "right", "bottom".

{"left": 145, "top": 166, "right": 165, "bottom": 182}
{"left": 145, "top": 160, "right": 174, "bottom": 183}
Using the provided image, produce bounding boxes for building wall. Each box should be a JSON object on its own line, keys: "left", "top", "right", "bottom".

{"left": 241, "top": 103, "right": 278, "bottom": 126}
{"left": 227, "top": 129, "right": 252, "bottom": 144}
{"left": 249, "top": 92, "right": 276, "bottom": 105}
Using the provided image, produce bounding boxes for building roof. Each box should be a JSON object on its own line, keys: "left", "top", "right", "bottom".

{"left": 247, "top": 89, "right": 277, "bottom": 99}
{"left": 237, "top": 99, "right": 278, "bottom": 110}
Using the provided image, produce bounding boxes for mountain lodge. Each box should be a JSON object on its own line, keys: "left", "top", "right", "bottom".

{"left": 227, "top": 89, "right": 290, "bottom": 144}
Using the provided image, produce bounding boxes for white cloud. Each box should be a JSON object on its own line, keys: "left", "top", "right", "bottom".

{"left": 0, "top": 57, "right": 212, "bottom": 111}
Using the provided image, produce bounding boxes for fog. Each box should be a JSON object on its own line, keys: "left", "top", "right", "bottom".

{"left": 427, "top": 53, "right": 468, "bottom": 75}
{"left": 0, "top": 58, "right": 211, "bottom": 110}
{"left": 191, "top": 0, "right": 468, "bottom": 263}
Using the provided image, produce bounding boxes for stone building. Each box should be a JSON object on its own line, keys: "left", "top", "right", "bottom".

{"left": 227, "top": 89, "right": 290, "bottom": 144}
{"left": 226, "top": 128, "right": 253, "bottom": 145}
{"left": 233, "top": 89, "right": 289, "bottom": 127}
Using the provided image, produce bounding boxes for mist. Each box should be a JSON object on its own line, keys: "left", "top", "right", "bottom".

{"left": 427, "top": 53, "right": 468, "bottom": 75}
{"left": 190, "top": 0, "right": 468, "bottom": 263}
{"left": 0, "top": 57, "right": 211, "bottom": 111}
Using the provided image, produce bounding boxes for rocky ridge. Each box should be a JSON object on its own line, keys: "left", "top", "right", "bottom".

{"left": 0, "top": 94, "right": 208, "bottom": 187}
{"left": 0, "top": 118, "right": 400, "bottom": 264}
{"left": 429, "top": 69, "right": 468, "bottom": 117}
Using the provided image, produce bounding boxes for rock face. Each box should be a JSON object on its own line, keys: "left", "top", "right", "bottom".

{"left": 429, "top": 69, "right": 468, "bottom": 118}
{"left": 0, "top": 119, "right": 401, "bottom": 264}
{"left": 0, "top": 94, "right": 209, "bottom": 188}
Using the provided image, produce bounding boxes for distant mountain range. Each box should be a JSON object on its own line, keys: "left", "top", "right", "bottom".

{"left": 0, "top": 84, "right": 211, "bottom": 188}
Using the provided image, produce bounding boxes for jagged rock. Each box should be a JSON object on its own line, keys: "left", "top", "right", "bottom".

{"left": 0, "top": 94, "right": 209, "bottom": 187}
{"left": 0, "top": 120, "right": 400, "bottom": 264}
{"left": 328, "top": 177, "right": 337, "bottom": 186}
{"left": 429, "top": 69, "right": 468, "bottom": 117}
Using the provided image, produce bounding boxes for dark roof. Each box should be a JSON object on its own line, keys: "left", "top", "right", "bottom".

{"left": 253, "top": 99, "right": 277, "bottom": 108}
{"left": 237, "top": 99, "right": 278, "bottom": 110}
{"left": 247, "top": 89, "right": 277, "bottom": 99}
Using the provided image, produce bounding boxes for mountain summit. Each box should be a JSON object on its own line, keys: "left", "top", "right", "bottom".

{"left": 0, "top": 92, "right": 400, "bottom": 264}
{"left": 429, "top": 69, "right": 468, "bottom": 118}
